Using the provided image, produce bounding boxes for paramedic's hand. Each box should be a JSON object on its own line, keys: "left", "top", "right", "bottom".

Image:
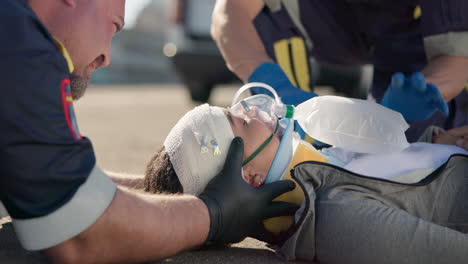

{"left": 381, "top": 72, "right": 449, "bottom": 121}
{"left": 248, "top": 62, "right": 317, "bottom": 106}
{"left": 433, "top": 125, "right": 468, "bottom": 150}
{"left": 199, "top": 137, "right": 299, "bottom": 244}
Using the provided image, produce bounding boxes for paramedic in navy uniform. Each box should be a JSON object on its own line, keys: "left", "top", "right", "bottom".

{"left": 212, "top": 0, "right": 468, "bottom": 142}
{"left": 0, "top": 0, "right": 298, "bottom": 263}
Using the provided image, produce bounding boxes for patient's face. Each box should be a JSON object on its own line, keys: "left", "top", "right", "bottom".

{"left": 225, "top": 109, "right": 280, "bottom": 187}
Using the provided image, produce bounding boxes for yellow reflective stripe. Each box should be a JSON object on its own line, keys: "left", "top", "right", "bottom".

{"left": 413, "top": 5, "right": 422, "bottom": 20}
{"left": 53, "top": 38, "right": 75, "bottom": 73}
{"left": 290, "top": 37, "right": 311, "bottom": 92}
{"left": 65, "top": 95, "right": 73, "bottom": 102}
{"left": 273, "top": 39, "right": 298, "bottom": 87}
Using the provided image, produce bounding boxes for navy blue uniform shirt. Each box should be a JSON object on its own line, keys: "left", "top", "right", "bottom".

{"left": 0, "top": 0, "right": 95, "bottom": 220}
{"left": 254, "top": 0, "right": 468, "bottom": 141}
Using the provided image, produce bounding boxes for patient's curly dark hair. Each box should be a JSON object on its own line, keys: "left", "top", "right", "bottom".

{"left": 144, "top": 147, "right": 283, "bottom": 247}
{"left": 144, "top": 146, "right": 183, "bottom": 194}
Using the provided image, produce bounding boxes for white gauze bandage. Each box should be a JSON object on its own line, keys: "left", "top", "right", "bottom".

{"left": 164, "top": 104, "right": 235, "bottom": 195}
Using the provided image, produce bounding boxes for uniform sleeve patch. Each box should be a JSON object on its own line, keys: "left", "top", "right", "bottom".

{"left": 61, "top": 78, "right": 81, "bottom": 140}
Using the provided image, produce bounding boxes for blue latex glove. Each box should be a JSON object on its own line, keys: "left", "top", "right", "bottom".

{"left": 381, "top": 72, "right": 449, "bottom": 121}
{"left": 248, "top": 62, "right": 317, "bottom": 106}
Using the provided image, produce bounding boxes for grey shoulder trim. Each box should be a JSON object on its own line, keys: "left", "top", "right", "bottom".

{"left": 424, "top": 32, "right": 468, "bottom": 60}
{"left": 264, "top": 0, "right": 281, "bottom": 11}
{"left": 12, "top": 166, "right": 117, "bottom": 250}
{"left": 264, "top": 0, "right": 314, "bottom": 49}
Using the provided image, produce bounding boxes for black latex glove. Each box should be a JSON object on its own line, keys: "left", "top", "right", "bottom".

{"left": 199, "top": 137, "right": 299, "bottom": 244}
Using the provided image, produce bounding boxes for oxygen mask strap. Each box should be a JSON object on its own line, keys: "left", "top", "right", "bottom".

{"left": 242, "top": 119, "right": 280, "bottom": 166}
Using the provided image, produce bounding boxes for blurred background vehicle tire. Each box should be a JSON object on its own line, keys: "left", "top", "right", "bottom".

{"left": 164, "top": 0, "right": 238, "bottom": 103}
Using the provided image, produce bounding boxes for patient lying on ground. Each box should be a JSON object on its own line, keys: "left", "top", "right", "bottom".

{"left": 144, "top": 102, "right": 468, "bottom": 263}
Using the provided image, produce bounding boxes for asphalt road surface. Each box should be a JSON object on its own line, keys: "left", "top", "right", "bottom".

{"left": 0, "top": 83, "right": 330, "bottom": 264}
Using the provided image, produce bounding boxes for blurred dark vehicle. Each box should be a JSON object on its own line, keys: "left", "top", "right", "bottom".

{"left": 165, "top": 0, "right": 373, "bottom": 103}
{"left": 165, "top": 0, "right": 238, "bottom": 103}
{"left": 313, "top": 62, "right": 373, "bottom": 100}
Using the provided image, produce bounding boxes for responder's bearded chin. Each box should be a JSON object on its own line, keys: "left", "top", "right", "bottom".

{"left": 70, "top": 73, "right": 91, "bottom": 100}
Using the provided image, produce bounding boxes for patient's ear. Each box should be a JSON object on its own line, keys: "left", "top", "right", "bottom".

{"left": 242, "top": 166, "right": 266, "bottom": 188}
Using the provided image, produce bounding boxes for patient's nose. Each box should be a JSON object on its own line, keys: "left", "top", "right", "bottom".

{"left": 246, "top": 107, "right": 259, "bottom": 118}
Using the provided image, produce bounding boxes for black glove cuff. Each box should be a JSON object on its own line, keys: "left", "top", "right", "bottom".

{"left": 199, "top": 195, "right": 220, "bottom": 244}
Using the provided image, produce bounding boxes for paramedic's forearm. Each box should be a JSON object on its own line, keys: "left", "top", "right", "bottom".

{"left": 211, "top": 0, "right": 272, "bottom": 81}
{"left": 43, "top": 188, "right": 209, "bottom": 264}
{"left": 107, "top": 171, "right": 145, "bottom": 189}
{"left": 423, "top": 56, "right": 468, "bottom": 101}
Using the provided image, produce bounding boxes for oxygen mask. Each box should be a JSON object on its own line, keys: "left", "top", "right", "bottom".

{"left": 229, "top": 83, "right": 294, "bottom": 166}
{"left": 231, "top": 82, "right": 294, "bottom": 120}
{"left": 230, "top": 97, "right": 279, "bottom": 133}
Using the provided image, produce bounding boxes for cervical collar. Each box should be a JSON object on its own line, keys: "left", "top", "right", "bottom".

{"left": 265, "top": 118, "right": 295, "bottom": 184}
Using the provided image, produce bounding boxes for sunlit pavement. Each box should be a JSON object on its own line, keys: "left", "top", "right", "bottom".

{"left": 75, "top": 84, "right": 235, "bottom": 176}
{"left": 0, "top": 83, "right": 325, "bottom": 263}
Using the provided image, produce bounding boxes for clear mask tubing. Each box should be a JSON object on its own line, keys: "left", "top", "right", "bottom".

{"left": 231, "top": 82, "right": 282, "bottom": 106}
